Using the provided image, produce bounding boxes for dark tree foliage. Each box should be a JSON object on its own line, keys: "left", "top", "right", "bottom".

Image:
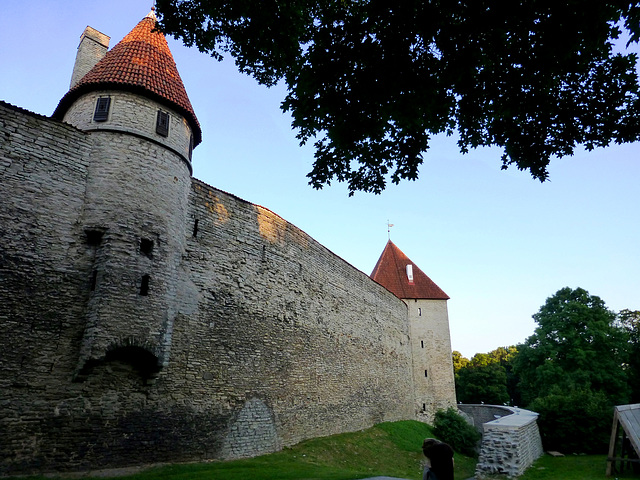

{"left": 155, "top": 0, "right": 640, "bottom": 194}
{"left": 618, "top": 309, "right": 640, "bottom": 402}
{"left": 454, "top": 347, "right": 520, "bottom": 406}
{"left": 514, "top": 287, "right": 630, "bottom": 406}
{"left": 456, "top": 363, "right": 510, "bottom": 405}
{"left": 433, "top": 407, "right": 481, "bottom": 457}
{"left": 513, "top": 288, "right": 631, "bottom": 453}
{"left": 528, "top": 389, "right": 612, "bottom": 454}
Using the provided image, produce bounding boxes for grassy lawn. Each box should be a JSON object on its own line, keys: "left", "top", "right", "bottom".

{"left": 8, "top": 422, "right": 640, "bottom": 480}
{"left": 5, "top": 420, "right": 476, "bottom": 480}
{"left": 519, "top": 454, "right": 639, "bottom": 480}
{"left": 16, "top": 422, "right": 640, "bottom": 480}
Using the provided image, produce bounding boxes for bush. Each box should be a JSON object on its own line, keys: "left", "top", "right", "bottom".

{"left": 433, "top": 407, "right": 481, "bottom": 457}
{"left": 528, "top": 388, "right": 612, "bottom": 454}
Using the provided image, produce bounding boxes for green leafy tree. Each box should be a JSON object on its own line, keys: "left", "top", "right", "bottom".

{"left": 488, "top": 346, "right": 521, "bottom": 406}
{"left": 156, "top": 0, "right": 640, "bottom": 194}
{"left": 456, "top": 362, "right": 509, "bottom": 405}
{"left": 451, "top": 350, "right": 469, "bottom": 373}
{"left": 514, "top": 287, "right": 630, "bottom": 406}
{"left": 528, "top": 389, "right": 612, "bottom": 454}
{"left": 618, "top": 309, "right": 640, "bottom": 402}
{"left": 513, "top": 288, "right": 631, "bottom": 453}
{"left": 454, "top": 346, "right": 519, "bottom": 405}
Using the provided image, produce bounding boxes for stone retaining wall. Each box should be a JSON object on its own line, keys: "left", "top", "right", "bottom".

{"left": 458, "top": 405, "right": 543, "bottom": 478}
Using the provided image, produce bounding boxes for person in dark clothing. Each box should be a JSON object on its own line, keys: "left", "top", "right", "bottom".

{"left": 422, "top": 438, "right": 454, "bottom": 480}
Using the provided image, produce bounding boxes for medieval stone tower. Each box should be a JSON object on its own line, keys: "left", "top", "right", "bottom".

{"left": 0, "top": 10, "right": 456, "bottom": 475}
{"left": 51, "top": 10, "right": 201, "bottom": 377}
{"left": 371, "top": 241, "right": 457, "bottom": 418}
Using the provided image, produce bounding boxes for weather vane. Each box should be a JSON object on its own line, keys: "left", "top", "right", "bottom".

{"left": 387, "top": 220, "right": 394, "bottom": 240}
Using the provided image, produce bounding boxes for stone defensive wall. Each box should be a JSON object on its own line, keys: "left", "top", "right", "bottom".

{"left": 184, "top": 179, "right": 415, "bottom": 451}
{"left": 0, "top": 102, "right": 416, "bottom": 475}
{"left": 458, "top": 404, "right": 543, "bottom": 478}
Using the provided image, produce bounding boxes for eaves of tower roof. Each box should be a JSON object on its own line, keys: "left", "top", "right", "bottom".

{"left": 52, "top": 10, "right": 201, "bottom": 146}
{"left": 370, "top": 240, "right": 449, "bottom": 300}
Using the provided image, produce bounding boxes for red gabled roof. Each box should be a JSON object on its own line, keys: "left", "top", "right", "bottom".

{"left": 53, "top": 10, "right": 201, "bottom": 146}
{"left": 370, "top": 240, "right": 449, "bottom": 300}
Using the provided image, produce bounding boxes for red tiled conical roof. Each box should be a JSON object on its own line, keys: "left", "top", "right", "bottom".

{"left": 53, "top": 10, "right": 201, "bottom": 146}
{"left": 370, "top": 240, "right": 449, "bottom": 300}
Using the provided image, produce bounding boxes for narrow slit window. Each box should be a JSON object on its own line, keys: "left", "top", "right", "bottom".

{"left": 192, "top": 219, "right": 199, "bottom": 238}
{"left": 418, "top": 307, "right": 422, "bottom": 316}
{"left": 156, "top": 110, "right": 170, "bottom": 137}
{"left": 421, "top": 340, "right": 424, "bottom": 348}
{"left": 188, "top": 134, "right": 194, "bottom": 160}
{"left": 140, "top": 238, "right": 154, "bottom": 257}
{"left": 90, "top": 270, "right": 98, "bottom": 291}
{"left": 422, "top": 403, "right": 426, "bottom": 411}
{"left": 94, "top": 97, "right": 111, "bottom": 122}
{"left": 140, "top": 275, "right": 150, "bottom": 296}
{"left": 424, "top": 369, "right": 428, "bottom": 378}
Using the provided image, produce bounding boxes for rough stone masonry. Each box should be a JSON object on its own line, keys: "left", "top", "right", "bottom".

{"left": 0, "top": 11, "right": 456, "bottom": 475}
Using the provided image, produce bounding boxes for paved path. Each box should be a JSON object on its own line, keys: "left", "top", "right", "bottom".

{"left": 360, "top": 477, "right": 410, "bottom": 480}
{"left": 360, "top": 477, "right": 475, "bottom": 480}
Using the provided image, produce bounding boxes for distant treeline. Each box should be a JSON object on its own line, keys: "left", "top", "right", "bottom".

{"left": 453, "top": 287, "right": 640, "bottom": 454}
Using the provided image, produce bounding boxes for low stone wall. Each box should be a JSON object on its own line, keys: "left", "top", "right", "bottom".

{"left": 458, "top": 405, "right": 543, "bottom": 478}
{"left": 458, "top": 405, "right": 514, "bottom": 432}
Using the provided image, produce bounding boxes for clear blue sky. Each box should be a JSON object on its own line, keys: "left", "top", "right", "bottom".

{"left": 2, "top": 0, "right": 639, "bottom": 358}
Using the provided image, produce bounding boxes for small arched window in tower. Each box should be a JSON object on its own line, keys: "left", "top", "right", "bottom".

{"left": 140, "top": 238, "right": 154, "bottom": 258}
{"left": 93, "top": 97, "right": 111, "bottom": 122}
{"left": 156, "top": 110, "right": 170, "bottom": 137}
{"left": 139, "top": 275, "right": 150, "bottom": 296}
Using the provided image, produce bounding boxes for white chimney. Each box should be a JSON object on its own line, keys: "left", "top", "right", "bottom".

{"left": 406, "top": 264, "right": 414, "bottom": 283}
{"left": 70, "top": 26, "right": 110, "bottom": 89}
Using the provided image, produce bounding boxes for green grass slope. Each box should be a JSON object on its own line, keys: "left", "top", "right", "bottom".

{"left": 519, "top": 454, "right": 639, "bottom": 480}
{"left": 6, "top": 421, "right": 476, "bottom": 480}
